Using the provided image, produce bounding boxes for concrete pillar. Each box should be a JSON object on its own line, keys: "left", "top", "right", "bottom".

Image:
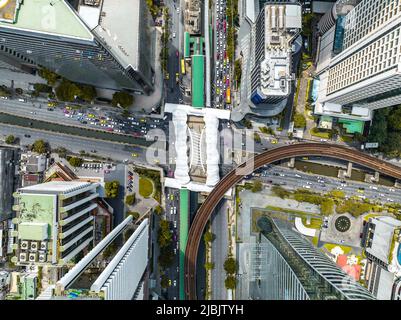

{"left": 346, "top": 162, "right": 353, "bottom": 178}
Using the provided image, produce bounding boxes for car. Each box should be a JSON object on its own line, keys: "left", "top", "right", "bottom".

{"left": 173, "top": 221, "right": 177, "bottom": 228}
{"left": 302, "top": 185, "right": 311, "bottom": 189}
{"left": 172, "top": 32, "right": 176, "bottom": 38}
{"left": 24, "top": 134, "right": 31, "bottom": 138}
{"left": 295, "top": 174, "right": 301, "bottom": 178}
{"left": 18, "top": 98, "right": 27, "bottom": 102}
{"left": 369, "top": 185, "right": 378, "bottom": 190}
{"left": 173, "top": 248, "right": 177, "bottom": 254}
{"left": 271, "top": 139, "right": 278, "bottom": 144}
{"left": 176, "top": 50, "right": 179, "bottom": 57}
{"left": 168, "top": 279, "right": 172, "bottom": 286}
{"left": 357, "top": 189, "right": 364, "bottom": 194}
{"left": 176, "top": 7, "right": 180, "bottom": 13}
{"left": 173, "top": 280, "right": 177, "bottom": 287}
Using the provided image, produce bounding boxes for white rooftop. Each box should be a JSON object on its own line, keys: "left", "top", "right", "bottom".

{"left": 19, "top": 181, "right": 94, "bottom": 193}
{"left": 367, "top": 217, "right": 401, "bottom": 264}
{"left": 91, "top": 0, "right": 141, "bottom": 69}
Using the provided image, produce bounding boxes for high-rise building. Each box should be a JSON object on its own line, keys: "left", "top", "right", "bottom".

{"left": 249, "top": 2, "right": 302, "bottom": 117}
{"left": 315, "top": 0, "right": 401, "bottom": 121}
{"left": 361, "top": 216, "right": 401, "bottom": 300}
{"left": 258, "top": 217, "right": 375, "bottom": 300}
{"left": 0, "top": 146, "right": 18, "bottom": 221}
{"left": 12, "top": 181, "right": 99, "bottom": 266}
{"left": 0, "top": 0, "right": 154, "bottom": 94}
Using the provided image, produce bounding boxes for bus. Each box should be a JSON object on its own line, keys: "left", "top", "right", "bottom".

{"left": 180, "top": 58, "right": 186, "bottom": 75}
{"left": 226, "top": 87, "right": 231, "bottom": 104}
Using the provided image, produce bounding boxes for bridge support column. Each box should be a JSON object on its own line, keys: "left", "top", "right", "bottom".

{"left": 288, "top": 157, "right": 295, "bottom": 168}
{"left": 346, "top": 162, "right": 353, "bottom": 178}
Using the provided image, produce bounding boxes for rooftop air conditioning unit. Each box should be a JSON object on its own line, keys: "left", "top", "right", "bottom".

{"left": 28, "top": 252, "right": 37, "bottom": 262}
{"left": 38, "top": 253, "right": 47, "bottom": 263}
{"left": 19, "top": 252, "right": 27, "bottom": 262}
{"left": 40, "top": 242, "right": 47, "bottom": 251}
{"left": 20, "top": 240, "right": 29, "bottom": 250}
{"left": 30, "top": 241, "right": 38, "bottom": 251}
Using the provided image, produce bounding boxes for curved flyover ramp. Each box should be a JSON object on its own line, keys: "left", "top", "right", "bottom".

{"left": 185, "top": 143, "right": 401, "bottom": 300}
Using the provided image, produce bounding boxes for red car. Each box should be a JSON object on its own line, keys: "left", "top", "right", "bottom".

{"left": 217, "top": 53, "right": 220, "bottom": 59}
{"left": 223, "top": 20, "right": 226, "bottom": 32}
{"left": 224, "top": 51, "right": 227, "bottom": 59}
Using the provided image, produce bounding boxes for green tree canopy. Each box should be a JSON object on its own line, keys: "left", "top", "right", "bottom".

{"left": 78, "top": 84, "right": 97, "bottom": 102}
{"left": 204, "top": 231, "right": 215, "bottom": 243}
{"left": 68, "top": 156, "right": 83, "bottom": 167}
{"left": 154, "top": 205, "right": 163, "bottom": 215}
{"left": 125, "top": 194, "right": 136, "bottom": 206}
{"left": 112, "top": 91, "right": 134, "bottom": 109}
{"left": 160, "top": 274, "right": 170, "bottom": 289}
{"left": 56, "top": 80, "right": 81, "bottom": 102}
{"left": 38, "top": 68, "right": 60, "bottom": 86}
{"left": 293, "top": 113, "right": 306, "bottom": 128}
{"left": 224, "top": 257, "right": 237, "bottom": 274}
{"left": 127, "top": 211, "right": 140, "bottom": 220}
{"left": 253, "top": 132, "right": 261, "bottom": 143}
{"left": 251, "top": 180, "right": 263, "bottom": 193}
{"left": 224, "top": 275, "right": 236, "bottom": 290}
{"left": 31, "top": 140, "right": 48, "bottom": 154}
{"left": 5, "top": 135, "right": 15, "bottom": 144}
{"left": 204, "top": 262, "right": 215, "bottom": 270}
{"left": 271, "top": 185, "right": 291, "bottom": 199}
{"left": 104, "top": 181, "right": 120, "bottom": 198}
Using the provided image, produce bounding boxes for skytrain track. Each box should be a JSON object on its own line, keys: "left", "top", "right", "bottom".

{"left": 184, "top": 143, "right": 401, "bottom": 300}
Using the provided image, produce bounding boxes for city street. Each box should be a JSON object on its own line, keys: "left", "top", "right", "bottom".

{"left": 211, "top": 200, "right": 229, "bottom": 300}
{"left": 254, "top": 165, "right": 401, "bottom": 204}
{"left": 163, "top": 187, "right": 180, "bottom": 300}
{"left": 0, "top": 124, "right": 150, "bottom": 164}
{"left": 165, "top": 0, "right": 184, "bottom": 104}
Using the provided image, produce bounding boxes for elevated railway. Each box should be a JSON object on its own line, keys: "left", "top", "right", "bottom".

{"left": 184, "top": 143, "right": 401, "bottom": 300}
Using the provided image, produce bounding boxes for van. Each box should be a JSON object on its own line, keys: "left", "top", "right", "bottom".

{"left": 18, "top": 98, "right": 27, "bottom": 102}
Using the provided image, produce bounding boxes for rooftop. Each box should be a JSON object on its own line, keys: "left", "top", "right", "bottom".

{"left": 367, "top": 216, "right": 401, "bottom": 264}
{"left": 259, "top": 3, "right": 301, "bottom": 97}
{"left": 91, "top": 0, "right": 141, "bottom": 69}
{"left": 0, "top": 0, "right": 93, "bottom": 40}
{"left": 191, "top": 55, "right": 205, "bottom": 108}
{"left": 19, "top": 181, "right": 93, "bottom": 193}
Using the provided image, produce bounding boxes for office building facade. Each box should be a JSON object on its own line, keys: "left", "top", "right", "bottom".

{"left": 315, "top": 0, "right": 401, "bottom": 120}
{"left": 258, "top": 217, "right": 375, "bottom": 300}
{"left": 12, "top": 181, "right": 99, "bottom": 266}
{"left": 0, "top": 0, "right": 154, "bottom": 94}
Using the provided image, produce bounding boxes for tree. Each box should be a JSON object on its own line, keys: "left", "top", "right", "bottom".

{"left": 38, "top": 68, "right": 60, "bottom": 86}
{"left": 251, "top": 180, "right": 262, "bottom": 193}
{"left": 158, "top": 246, "right": 174, "bottom": 268}
{"left": 368, "top": 108, "right": 389, "bottom": 147}
{"left": 225, "top": 275, "right": 236, "bottom": 290}
{"left": 253, "top": 132, "right": 261, "bottom": 143}
{"left": 111, "top": 91, "right": 134, "bottom": 109}
{"left": 127, "top": 211, "right": 140, "bottom": 220}
{"left": 271, "top": 185, "right": 291, "bottom": 199}
{"left": 320, "top": 199, "right": 334, "bottom": 216}
{"left": 154, "top": 205, "right": 163, "bottom": 215}
{"left": 293, "top": 113, "right": 306, "bottom": 128}
{"left": 68, "top": 156, "right": 83, "bottom": 167}
{"left": 55, "top": 80, "right": 81, "bottom": 102}
{"left": 204, "top": 262, "right": 215, "bottom": 270}
{"left": 204, "top": 231, "right": 215, "bottom": 243}
{"left": 243, "top": 118, "right": 252, "bottom": 129}
{"left": 125, "top": 194, "right": 136, "bottom": 205}
{"left": 224, "top": 257, "right": 237, "bottom": 274}
{"left": 31, "top": 140, "right": 48, "bottom": 154}
{"left": 328, "top": 190, "right": 345, "bottom": 199}
{"left": 33, "top": 83, "right": 52, "bottom": 93}
{"left": 161, "top": 274, "right": 170, "bottom": 289}
{"left": 5, "top": 135, "right": 15, "bottom": 144}
{"left": 388, "top": 106, "right": 401, "bottom": 131}
{"left": 15, "top": 88, "right": 23, "bottom": 95}
{"left": 383, "top": 131, "right": 401, "bottom": 157}
{"left": 157, "top": 219, "right": 172, "bottom": 248}
{"left": 78, "top": 85, "right": 97, "bottom": 102}
{"left": 104, "top": 180, "right": 120, "bottom": 198}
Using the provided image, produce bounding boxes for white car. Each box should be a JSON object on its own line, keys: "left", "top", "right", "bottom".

{"left": 172, "top": 32, "right": 176, "bottom": 38}
{"left": 174, "top": 221, "right": 177, "bottom": 228}
{"left": 173, "top": 280, "right": 177, "bottom": 287}
{"left": 176, "top": 7, "right": 180, "bottom": 13}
